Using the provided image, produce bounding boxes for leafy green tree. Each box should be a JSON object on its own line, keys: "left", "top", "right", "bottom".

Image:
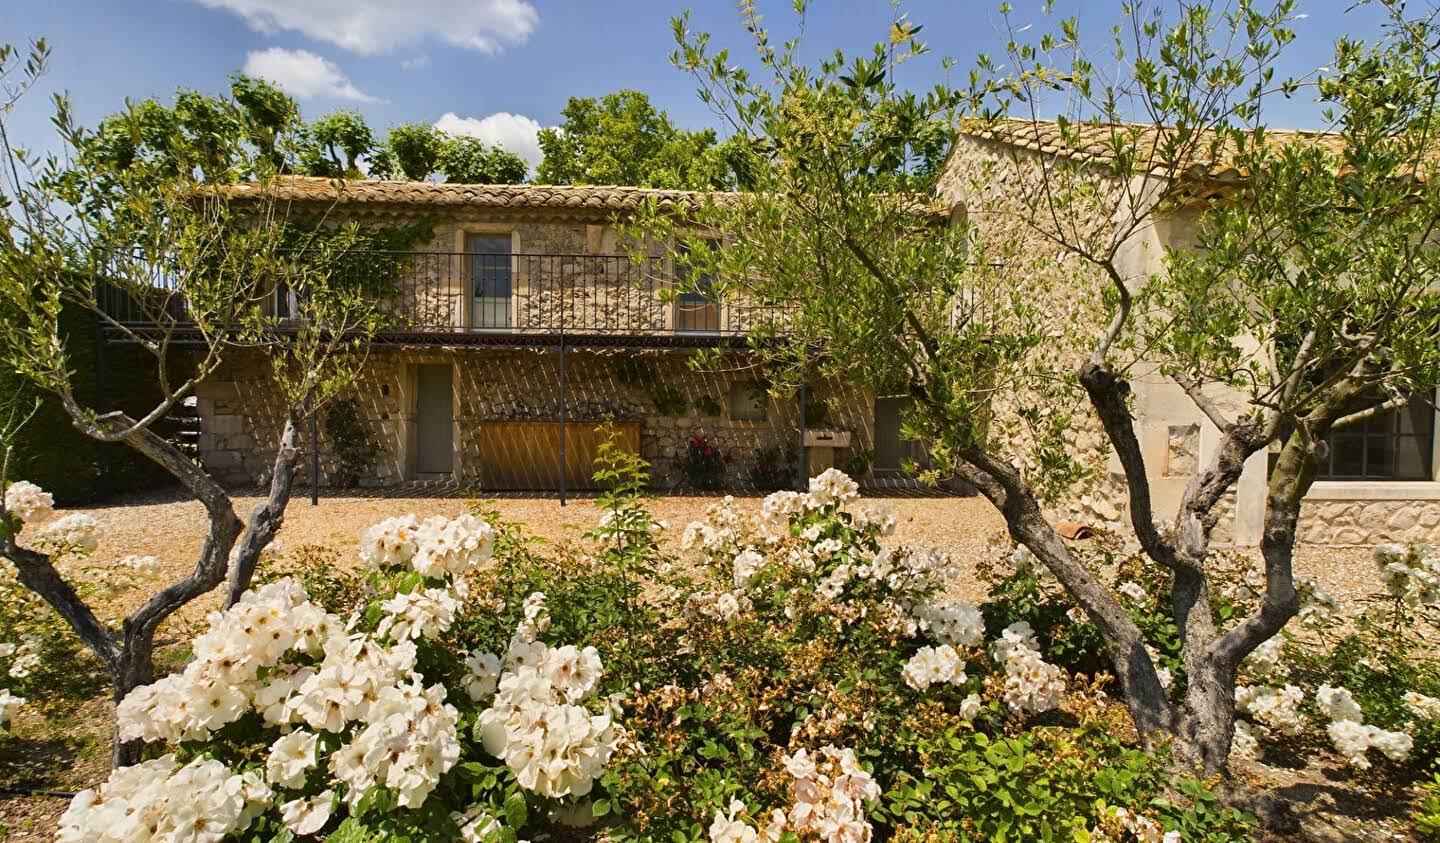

{"left": 373, "top": 121, "right": 444, "bottom": 180}
{"left": 0, "top": 41, "right": 385, "bottom": 766}
{"left": 637, "top": 0, "right": 1440, "bottom": 776}
{"left": 536, "top": 89, "right": 736, "bottom": 188}
{"left": 300, "top": 109, "right": 374, "bottom": 178}
{"left": 437, "top": 135, "right": 528, "bottom": 183}
{"left": 229, "top": 73, "right": 300, "bottom": 173}
{"left": 83, "top": 74, "right": 304, "bottom": 184}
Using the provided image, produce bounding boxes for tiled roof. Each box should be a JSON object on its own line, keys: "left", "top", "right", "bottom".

{"left": 958, "top": 118, "right": 1348, "bottom": 181}
{"left": 220, "top": 175, "right": 740, "bottom": 213}
{"left": 219, "top": 174, "right": 949, "bottom": 221}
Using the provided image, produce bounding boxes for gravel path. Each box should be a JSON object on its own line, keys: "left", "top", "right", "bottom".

{"left": 25, "top": 488, "right": 1396, "bottom": 620}
{"left": 66, "top": 490, "right": 1009, "bottom": 614}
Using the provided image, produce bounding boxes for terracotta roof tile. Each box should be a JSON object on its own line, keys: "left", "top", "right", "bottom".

{"left": 218, "top": 174, "right": 950, "bottom": 221}
{"left": 219, "top": 175, "right": 741, "bottom": 213}
{"left": 958, "top": 118, "right": 1349, "bottom": 181}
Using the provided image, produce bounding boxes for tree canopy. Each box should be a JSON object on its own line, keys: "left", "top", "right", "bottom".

{"left": 535, "top": 89, "right": 749, "bottom": 189}
{"left": 630, "top": 0, "right": 1440, "bottom": 777}
{"left": 81, "top": 76, "right": 528, "bottom": 185}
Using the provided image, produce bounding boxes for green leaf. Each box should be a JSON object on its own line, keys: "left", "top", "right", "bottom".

{"left": 504, "top": 791, "right": 528, "bottom": 830}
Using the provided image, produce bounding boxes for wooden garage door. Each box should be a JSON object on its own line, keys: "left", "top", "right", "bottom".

{"left": 475, "top": 420, "right": 641, "bottom": 490}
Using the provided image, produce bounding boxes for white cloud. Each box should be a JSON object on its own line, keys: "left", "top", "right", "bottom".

{"left": 400, "top": 54, "right": 430, "bottom": 70}
{"left": 434, "top": 112, "right": 547, "bottom": 168}
{"left": 244, "top": 48, "right": 380, "bottom": 102}
{"left": 196, "top": 0, "right": 538, "bottom": 55}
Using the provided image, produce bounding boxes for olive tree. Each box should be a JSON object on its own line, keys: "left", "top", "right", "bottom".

{"left": 641, "top": 0, "right": 1440, "bottom": 775}
{"left": 0, "top": 42, "right": 384, "bottom": 764}
{"left": 977, "top": 0, "right": 1440, "bottom": 773}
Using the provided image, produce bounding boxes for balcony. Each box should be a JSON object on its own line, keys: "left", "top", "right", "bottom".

{"left": 98, "top": 250, "right": 788, "bottom": 349}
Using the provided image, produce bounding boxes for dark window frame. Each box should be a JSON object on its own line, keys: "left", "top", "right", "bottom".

{"left": 466, "top": 233, "right": 514, "bottom": 329}
{"left": 1318, "top": 389, "right": 1436, "bottom": 481}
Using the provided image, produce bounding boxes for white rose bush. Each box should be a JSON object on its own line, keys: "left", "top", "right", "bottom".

{"left": 10, "top": 441, "right": 1435, "bottom": 840}
{"left": 981, "top": 526, "right": 1440, "bottom": 808}
{"left": 50, "top": 504, "right": 632, "bottom": 842}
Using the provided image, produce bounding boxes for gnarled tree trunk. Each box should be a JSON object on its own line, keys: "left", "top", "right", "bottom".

{"left": 224, "top": 412, "right": 302, "bottom": 608}
{"left": 1, "top": 412, "right": 243, "bottom": 767}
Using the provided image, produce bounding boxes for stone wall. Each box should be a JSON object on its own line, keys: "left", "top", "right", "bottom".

{"left": 1299, "top": 496, "right": 1440, "bottom": 546}
{"left": 937, "top": 133, "right": 1438, "bottom": 548}
{"left": 195, "top": 346, "right": 877, "bottom": 490}
{"left": 936, "top": 135, "right": 1134, "bottom": 532}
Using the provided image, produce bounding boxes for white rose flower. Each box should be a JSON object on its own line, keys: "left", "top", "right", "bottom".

{"left": 4, "top": 480, "right": 53, "bottom": 523}
{"left": 41, "top": 513, "right": 100, "bottom": 554}
{"left": 1404, "top": 691, "right": 1440, "bottom": 720}
{"left": 1117, "top": 581, "right": 1148, "bottom": 602}
{"left": 807, "top": 468, "right": 859, "bottom": 507}
{"left": 280, "top": 789, "right": 335, "bottom": 836}
{"left": 116, "top": 555, "right": 161, "bottom": 575}
{"left": 732, "top": 549, "right": 765, "bottom": 588}
{"left": 266, "top": 729, "right": 318, "bottom": 789}
{"left": 912, "top": 600, "right": 984, "bottom": 648}
{"left": 0, "top": 688, "right": 25, "bottom": 726}
{"left": 359, "top": 514, "right": 421, "bottom": 569}
{"left": 1316, "top": 685, "right": 1363, "bottom": 724}
{"left": 901, "top": 645, "right": 967, "bottom": 692}
{"left": 453, "top": 807, "right": 503, "bottom": 842}
{"left": 411, "top": 513, "right": 496, "bottom": 578}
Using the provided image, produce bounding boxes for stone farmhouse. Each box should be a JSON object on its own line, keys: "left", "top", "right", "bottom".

{"left": 941, "top": 120, "right": 1439, "bottom": 548}
{"left": 99, "top": 122, "right": 1437, "bottom": 548}
{"left": 173, "top": 178, "right": 916, "bottom": 495}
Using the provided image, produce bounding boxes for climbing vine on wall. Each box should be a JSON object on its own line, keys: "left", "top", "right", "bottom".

{"left": 279, "top": 217, "right": 440, "bottom": 305}
{"left": 613, "top": 355, "right": 690, "bottom": 417}
{"left": 323, "top": 397, "right": 383, "bottom": 488}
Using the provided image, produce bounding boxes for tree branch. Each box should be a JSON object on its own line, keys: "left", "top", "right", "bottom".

{"left": 1078, "top": 361, "right": 1176, "bottom": 566}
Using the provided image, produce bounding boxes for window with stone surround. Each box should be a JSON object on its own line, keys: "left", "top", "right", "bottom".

{"left": 466, "top": 233, "right": 513, "bottom": 329}
{"left": 1319, "top": 389, "right": 1436, "bottom": 481}
{"left": 730, "top": 381, "right": 767, "bottom": 421}
{"left": 675, "top": 241, "right": 719, "bottom": 333}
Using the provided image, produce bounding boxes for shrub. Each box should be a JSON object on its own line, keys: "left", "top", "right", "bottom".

{"left": 694, "top": 395, "right": 722, "bottom": 417}
{"left": 678, "top": 435, "right": 732, "bottom": 490}
{"left": 1415, "top": 773, "right": 1440, "bottom": 840}
{"left": 40, "top": 460, "right": 1257, "bottom": 842}
{"left": 981, "top": 533, "right": 1440, "bottom": 779}
{"left": 748, "top": 444, "right": 796, "bottom": 491}
{"left": 841, "top": 447, "right": 873, "bottom": 481}
{"left": 977, "top": 534, "right": 1197, "bottom": 696}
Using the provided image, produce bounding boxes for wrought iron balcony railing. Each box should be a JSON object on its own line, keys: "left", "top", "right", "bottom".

{"left": 97, "top": 250, "right": 787, "bottom": 344}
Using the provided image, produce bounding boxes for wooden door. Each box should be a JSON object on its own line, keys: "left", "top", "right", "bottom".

{"left": 475, "top": 420, "right": 640, "bottom": 489}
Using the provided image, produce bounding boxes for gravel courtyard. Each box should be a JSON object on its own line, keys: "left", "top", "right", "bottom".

{"left": 62, "top": 487, "right": 1391, "bottom": 618}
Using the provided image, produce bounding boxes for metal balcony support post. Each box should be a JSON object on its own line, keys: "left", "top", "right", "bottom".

{"left": 797, "top": 380, "right": 808, "bottom": 490}
{"left": 93, "top": 306, "right": 108, "bottom": 501}
{"left": 557, "top": 333, "right": 567, "bottom": 507}
{"left": 310, "top": 411, "right": 319, "bottom": 506}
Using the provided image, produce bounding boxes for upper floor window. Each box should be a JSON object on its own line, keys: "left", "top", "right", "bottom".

{"left": 467, "top": 234, "right": 512, "bottom": 329}
{"left": 1320, "top": 390, "right": 1436, "bottom": 481}
{"left": 272, "top": 279, "right": 300, "bottom": 320}
{"left": 675, "top": 241, "right": 719, "bottom": 334}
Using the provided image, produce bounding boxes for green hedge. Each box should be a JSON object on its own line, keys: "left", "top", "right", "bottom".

{"left": 3, "top": 307, "right": 181, "bottom": 505}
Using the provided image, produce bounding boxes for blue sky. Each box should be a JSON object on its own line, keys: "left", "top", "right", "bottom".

{"left": 1, "top": 0, "right": 1395, "bottom": 174}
